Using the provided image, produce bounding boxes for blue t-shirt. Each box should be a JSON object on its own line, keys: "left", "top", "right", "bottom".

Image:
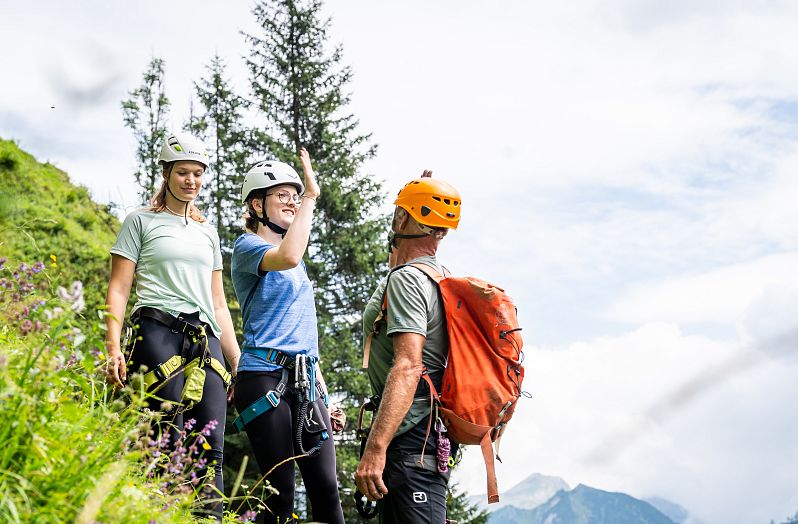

{"left": 231, "top": 233, "right": 319, "bottom": 372}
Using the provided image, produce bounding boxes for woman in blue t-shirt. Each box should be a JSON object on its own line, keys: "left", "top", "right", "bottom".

{"left": 231, "top": 149, "right": 344, "bottom": 524}
{"left": 105, "top": 132, "right": 241, "bottom": 521}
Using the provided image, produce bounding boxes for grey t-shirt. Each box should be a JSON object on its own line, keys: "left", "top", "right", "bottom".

{"left": 110, "top": 209, "right": 223, "bottom": 336}
{"left": 362, "top": 255, "right": 447, "bottom": 436}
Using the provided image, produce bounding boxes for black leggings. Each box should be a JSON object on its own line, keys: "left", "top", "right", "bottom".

{"left": 234, "top": 370, "right": 344, "bottom": 524}
{"left": 129, "top": 311, "right": 227, "bottom": 520}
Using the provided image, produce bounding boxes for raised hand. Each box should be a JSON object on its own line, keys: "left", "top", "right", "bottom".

{"left": 299, "top": 147, "right": 320, "bottom": 199}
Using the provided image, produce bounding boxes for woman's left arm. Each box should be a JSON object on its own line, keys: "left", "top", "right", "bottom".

{"left": 212, "top": 270, "right": 240, "bottom": 376}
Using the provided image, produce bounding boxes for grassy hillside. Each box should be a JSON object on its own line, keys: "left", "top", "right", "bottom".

{"left": 0, "top": 139, "right": 253, "bottom": 523}
{"left": 0, "top": 138, "right": 118, "bottom": 309}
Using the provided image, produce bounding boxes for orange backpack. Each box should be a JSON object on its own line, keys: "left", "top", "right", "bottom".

{"left": 365, "top": 262, "right": 525, "bottom": 504}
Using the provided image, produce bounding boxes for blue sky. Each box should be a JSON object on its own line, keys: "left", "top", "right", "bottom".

{"left": 2, "top": 1, "right": 798, "bottom": 522}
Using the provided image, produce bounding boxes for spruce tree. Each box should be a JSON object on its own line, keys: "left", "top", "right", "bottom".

{"left": 185, "top": 55, "right": 251, "bottom": 252}
{"left": 243, "top": 0, "right": 387, "bottom": 517}
{"left": 121, "top": 57, "right": 170, "bottom": 204}
{"left": 447, "top": 483, "right": 490, "bottom": 524}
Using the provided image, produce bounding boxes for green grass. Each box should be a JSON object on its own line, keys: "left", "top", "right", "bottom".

{"left": 0, "top": 259, "right": 207, "bottom": 522}
{"left": 0, "top": 140, "right": 259, "bottom": 523}
{"left": 0, "top": 138, "right": 119, "bottom": 312}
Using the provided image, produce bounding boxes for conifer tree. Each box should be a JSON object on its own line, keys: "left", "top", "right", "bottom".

{"left": 185, "top": 55, "right": 251, "bottom": 252}
{"left": 447, "top": 484, "right": 490, "bottom": 524}
{"left": 243, "top": 0, "right": 387, "bottom": 516}
{"left": 121, "top": 57, "right": 170, "bottom": 204}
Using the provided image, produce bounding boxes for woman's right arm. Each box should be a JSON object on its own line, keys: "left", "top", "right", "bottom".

{"left": 259, "top": 147, "right": 321, "bottom": 272}
{"left": 105, "top": 254, "right": 136, "bottom": 386}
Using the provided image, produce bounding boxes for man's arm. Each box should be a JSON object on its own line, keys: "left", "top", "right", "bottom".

{"left": 355, "top": 332, "right": 425, "bottom": 501}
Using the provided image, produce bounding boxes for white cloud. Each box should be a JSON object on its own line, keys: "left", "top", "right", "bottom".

{"left": 607, "top": 253, "right": 798, "bottom": 327}
{"left": 454, "top": 323, "right": 798, "bottom": 524}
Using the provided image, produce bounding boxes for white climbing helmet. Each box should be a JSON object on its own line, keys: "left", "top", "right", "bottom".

{"left": 241, "top": 160, "right": 304, "bottom": 202}
{"left": 158, "top": 132, "right": 210, "bottom": 168}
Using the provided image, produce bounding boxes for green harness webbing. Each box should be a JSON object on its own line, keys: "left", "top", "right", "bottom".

{"left": 142, "top": 354, "right": 232, "bottom": 390}
{"left": 134, "top": 307, "right": 232, "bottom": 410}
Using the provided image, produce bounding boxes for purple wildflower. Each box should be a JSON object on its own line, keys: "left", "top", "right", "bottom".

{"left": 19, "top": 319, "right": 33, "bottom": 334}
{"left": 200, "top": 419, "right": 218, "bottom": 437}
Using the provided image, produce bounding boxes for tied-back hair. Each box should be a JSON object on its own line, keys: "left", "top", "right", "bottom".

{"left": 243, "top": 188, "right": 269, "bottom": 233}
{"left": 149, "top": 163, "right": 206, "bottom": 222}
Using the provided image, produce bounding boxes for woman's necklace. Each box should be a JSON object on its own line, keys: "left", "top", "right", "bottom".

{"left": 164, "top": 203, "right": 187, "bottom": 217}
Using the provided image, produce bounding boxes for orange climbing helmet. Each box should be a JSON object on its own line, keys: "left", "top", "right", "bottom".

{"left": 394, "top": 178, "right": 462, "bottom": 230}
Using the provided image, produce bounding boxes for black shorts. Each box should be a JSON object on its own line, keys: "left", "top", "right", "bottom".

{"left": 378, "top": 419, "right": 450, "bottom": 524}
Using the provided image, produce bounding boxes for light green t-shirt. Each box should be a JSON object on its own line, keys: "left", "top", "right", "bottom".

{"left": 110, "top": 210, "right": 223, "bottom": 336}
{"left": 362, "top": 255, "right": 447, "bottom": 436}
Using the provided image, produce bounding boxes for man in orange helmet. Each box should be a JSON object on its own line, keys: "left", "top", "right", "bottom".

{"left": 355, "top": 171, "right": 462, "bottom": 523}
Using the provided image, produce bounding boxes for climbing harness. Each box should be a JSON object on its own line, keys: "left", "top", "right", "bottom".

{"left": 133, "top": 307, "right": 231, "bottom": 410}
{"left": 293, "top": 354, "right": 328, "bottom": 457}
{"left": 230, "top": 350, "right": 329, "bottom": 457}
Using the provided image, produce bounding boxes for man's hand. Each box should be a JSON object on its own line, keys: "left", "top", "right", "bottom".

{"left": 329, "top": 403, "right": 346, "bottom": 433}
{"left": 355, "top": 446, "right": 389, "bottom": 501}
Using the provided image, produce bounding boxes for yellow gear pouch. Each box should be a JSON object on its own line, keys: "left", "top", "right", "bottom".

{"left": 181, "top": 366, "right": 206, "bottom": 408}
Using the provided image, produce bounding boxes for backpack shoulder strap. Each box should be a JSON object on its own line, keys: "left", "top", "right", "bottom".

{"left": 362, "top": 265, "right": 406, "bottom": 368}
{"left": 362, "top": 262, "right": 449, "bottom": 368}
{"left": 407, "top": 261, "right": 450, "bottom": 283}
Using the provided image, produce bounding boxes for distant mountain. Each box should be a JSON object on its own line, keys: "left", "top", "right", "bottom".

{"left": 644, "top": 497, "right": 688, "bottom": 524}
{"left": 488, "top": 484, "right": 675, "bottom": 524}
{"left": 471, "top": 473, "right": 570, "bottom": 512}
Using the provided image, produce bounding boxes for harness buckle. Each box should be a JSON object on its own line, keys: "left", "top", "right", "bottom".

{"left": 153, "top": 366, "right": 168, "bottom": 382}
{"left": 266, "top": 390, "right": 280, "bottom": 408}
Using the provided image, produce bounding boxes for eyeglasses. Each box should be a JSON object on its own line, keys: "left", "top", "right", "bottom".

{"left": 266, "top": 191, "right": 302, "bottom": 205}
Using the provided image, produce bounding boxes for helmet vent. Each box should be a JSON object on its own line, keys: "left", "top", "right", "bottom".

{"left": 454, "top": 201, "right": 460, "bottom": 206}
{"left": 420, "top": 205, "right": 432, "bottom": 217}
{"left": 433, "top": 196, "right": 442, "bottom": 202}
{"left": 265, "top": 172, "right": 276, "bottom": 180}
{"left": 444, "top": 198, "right": 451, "bottom": 205}
{"left": 446, "top": 212, "right": 455, "bottom": 218}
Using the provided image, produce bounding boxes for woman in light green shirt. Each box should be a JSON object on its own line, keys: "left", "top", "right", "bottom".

{"left": 104, "top": 132, "right": 240, "bottom": 521}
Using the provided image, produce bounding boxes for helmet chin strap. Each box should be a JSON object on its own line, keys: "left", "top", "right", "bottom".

{"left": 258, "top": 195, "right": 288, "bottom": 238}
{"left": 165, "top": 166, "right": 192, "bottom": 225}
{"left": 387, "top": 231, "right": 428, "bottom": 253}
